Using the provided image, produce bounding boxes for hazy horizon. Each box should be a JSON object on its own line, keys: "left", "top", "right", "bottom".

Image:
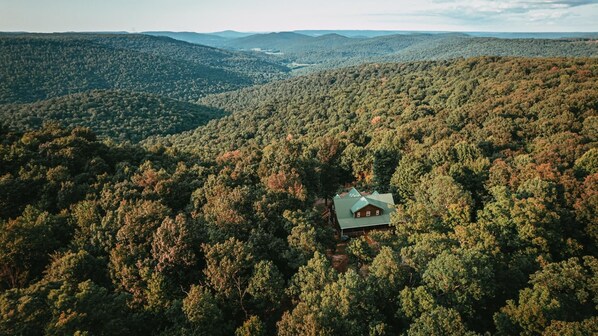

{"left": 2, "top": 29, "right": 598, "bottom": 35}
{"left": 1, "top": 0, "right": 597, "bottom": 33}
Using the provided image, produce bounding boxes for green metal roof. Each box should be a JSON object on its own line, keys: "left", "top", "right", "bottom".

{"left": 350, "top": 196, "right": 387, "bottom": 213}
{"left": 347, "top": 187, "right": 362, "bottom": 198}
{"left": 333, "top": 189, "right": 396, "bottom": 230}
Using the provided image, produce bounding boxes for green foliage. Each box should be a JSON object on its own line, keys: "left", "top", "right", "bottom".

{"left": 575, "top": 148, "right": 598, "bottom": 176}
{"left": 0, "top": 90, "right": 227, "bottom": 142}
{"left": 247, "top": 260, "right": 285, "bottom": 312}
{"left": 235, "top": 316, "right": 266, "bottom": 336}
{"left": 346, "top": 236, "right": 375, "bottom": 266}
{"left": 220, "top": 32, "right": 598, "bottom": 75}
{"left": 495, "top": 256, "right": 598, "bottom": 336}
{"left": 391, "top": 154, "right": 428, "bottom": 202}
{"left": 0, "top": 280, "right": 134, "bottom": 336}
{"left": 1, "top": 56, "right": 597, "bottom": 335}
{"left": 422, "top": 250, "right": 495, "bottom": 317}
{"left": 407, "top": 306, "right": 477, "bottom": 336}
{"left": 283, "top": 210, "right": 331, "bottom": 269}
{"left": 0, "top": 34, "right": 288, "bottom": 104}
{"left": 0, "top": 206, "right": 70, "bottom": 288}
{"left": 182, "top": 285, "right": 226, "bottom": 335}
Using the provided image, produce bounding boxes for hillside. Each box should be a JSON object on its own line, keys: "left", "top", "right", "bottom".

{"left": 0, "top": 90, "right": 226, "bottom": 142}
{"left": 154, "top": 57, "right": 597, "bottom": 159}
{"left": 222, "top": 32, "right": 315, "bottom": 51}
{"left": 378, "top": 35, "right": 598, "bottom": 62}
{"left": 218, "top": 32, "right": 598, "bottom": 73}
{"left": 143, "top": 31, "right": 230, "bottom": 47}
{"left": 2, "top": 56, "right": 596, "bottom": 335}
{"left": 0, "top": 33, "right": 289, "bottom": 104}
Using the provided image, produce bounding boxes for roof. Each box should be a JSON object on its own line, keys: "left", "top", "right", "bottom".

{"left": 350, "top": 196, "right": 387, "bottom": 213}
{"left": 333, "top": 189, "right": 395, "bottom": 230}
{"left": 347, "top": 187, "right": 362, "bottom": 198}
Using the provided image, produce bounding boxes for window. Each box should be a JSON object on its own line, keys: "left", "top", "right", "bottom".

{"left": 366, "top": 211, "right": 371, "bottom": 217}
{"left": 376, "top": 210, "right": 380, "bottom": 216}
{"left": 356, "top": 212, "right": 360, "bottom": 218}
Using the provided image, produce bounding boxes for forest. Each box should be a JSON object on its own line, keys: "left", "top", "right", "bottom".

{"left": 0, "top": 33, "right": 288, "bottom": 104}
{"left": 182, "top": 31, "right": 598, "bottom": 74}
{"left": 1, "top": 52, "right": 597, "bottom": 335}
{"left": 0, "top": 90, "right": 226, "bottom": 142}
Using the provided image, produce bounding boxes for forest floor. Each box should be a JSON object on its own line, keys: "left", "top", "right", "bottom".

{"left": 330, "top": 242, "right": 349, "bottom": 272}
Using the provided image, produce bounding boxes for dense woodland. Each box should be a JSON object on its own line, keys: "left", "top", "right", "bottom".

{"left": 1, "top": 55, "right": 596, "bottom": 335}
{"left": 0, "top": 90, "right": 226, "bottom": 142}
{"left": 209, "top": 32, "right": 598, "bottom": 74}
{"left": 0, "top": 34, "right": 288, "bottom": 104}
{"left": 0, "top": 29, "right": 597, "bottom": 336}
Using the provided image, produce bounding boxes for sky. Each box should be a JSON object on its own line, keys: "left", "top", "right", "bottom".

{"left": 1, "top": 0, "right": 597, "bottom": 33}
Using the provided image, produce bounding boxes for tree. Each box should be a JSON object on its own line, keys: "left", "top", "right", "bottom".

{"left": 407, "top": 306, "right": 477, "bottom": 336}
{"left": 283, "top": 210, "right": 329, "bottom": 270}
{"left": 369, "top": 247, "right": 409, "bottom": 299}
{"left": 422, "top": 250, "right": 495, "bottom": 318}
{"left": 0, "top": 206, "right": 69, "bottom": 288}
{"left": 397, "top": 286, "right": 436, "bottom": 321}
{"left": 390, "top": 154, "right": 427, "bottom": 202}
{"left": 287, "top": 251, "right": 337, "bottom": 306}
{"left": 151, "top": 214, "right": 197, "bottom": 274}
{"left": 494, "top": 256, "right": 597, "bottom": 336}
{"left": 372, "top": 149, "right": 400, "bottom": 193}
{"left": 393, "top": 175, "right": 473, "bottom": 239}
{"left": 45, "top": 280, "right": 133, "bottom": 335}
{"left": 202, "top": 238, "right": 254, "bottom": 316}
{"left": 43, "top": 250, "right": 108, "bottom": 286}
{"left": 235, "top": 315, "right": 266, "bottom": 336}
{"left": 247, "top": 260, "right": 285, "bottom": 313}
{"left": 109, "top": 199, "right": 170, "bottom": 304}
{"left": 346, "top": 236, "right": 375, "bottom": 267}
{"left": 182, "top": 285, "right": 226, "bottom": 336}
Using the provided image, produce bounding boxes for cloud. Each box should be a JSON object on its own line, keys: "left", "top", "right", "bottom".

{"left": 437, "top": 0, "right": 596, "bottom": 17}
{"left": 368, "top": 0, "right": 598, "bottom": 27}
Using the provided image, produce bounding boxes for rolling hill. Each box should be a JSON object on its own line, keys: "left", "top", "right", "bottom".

{"left": 210, "top": 32, "right": 598, "bottom": 73}
{"left": 0, "top": 90, "right": 226, "bottom": 142}
{"left": 0, "top": 33, "right": 289, "bottom": 104}
{"left": 149, "top": 57, "right": 598, "bottom": 159}
{"left": 143, "top": 31, "right": 230, "bottom": 47}
{"left": 1, "top": 46, "right": 597, "bottom": 335}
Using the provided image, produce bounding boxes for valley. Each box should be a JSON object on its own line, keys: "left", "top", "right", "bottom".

{"left": 0, "top": 26, "right": 597, "bottom": 336}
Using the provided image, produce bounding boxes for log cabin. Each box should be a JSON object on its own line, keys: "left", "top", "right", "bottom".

{"left": 332, "top": 188, "right": 396, "bottom": 236}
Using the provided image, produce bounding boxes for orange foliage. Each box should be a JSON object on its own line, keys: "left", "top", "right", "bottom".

{"left": 266, "top": 170, "right": 306, "bottom": 200}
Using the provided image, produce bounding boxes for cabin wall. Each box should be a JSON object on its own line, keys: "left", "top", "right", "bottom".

{"left": 344, "top": 224, "right": 391, "bottom": 236}
{"left": 354, "top": 204, "right": 382, "bottom": 218}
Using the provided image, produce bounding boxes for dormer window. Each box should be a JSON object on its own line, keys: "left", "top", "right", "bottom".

{"left": 376, "top": 210, "right": 380, "bottom": 216}
{"left": 356, "top": 212, "right": 361, "bottom": 218}
{"left": 366, "top": 211, "right": 371, "bottom": 217}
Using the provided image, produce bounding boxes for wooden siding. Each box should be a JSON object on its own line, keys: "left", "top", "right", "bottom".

{"left": 354, "top": 204, "right": 383, "bottom": 218}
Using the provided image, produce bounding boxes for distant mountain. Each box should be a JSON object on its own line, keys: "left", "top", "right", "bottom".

{"left": 0, "top": 90, "right": 226, "bottom": 142}
{"left": 375, "top": 35, "right": 598, "bottom": 63}
{"left": 143, "top": 31, "right": 230, "bottom": 47}
{"left": 294, "top": 30, "right": 598, "bottom": 39}
{"left": 0, "top": 33, "right": 289, "bottom": 104}
{"left": 223, "top": 32, "right": 313, "bottom": 51}
{"left": 464, "top": 32, "right": 598, "bottom": 39}
{"left": 210, "top": 30, "right": 257, "bottom": 39}
{"left": 216, "top": 31, "right": 597, "bottom": 74}
{"left": 294, "top": 30, "right": 424, "bottom": 38}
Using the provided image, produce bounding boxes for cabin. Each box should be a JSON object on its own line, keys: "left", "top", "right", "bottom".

{"left": 332, "top": 188, "right": 396, "bottom": 236}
